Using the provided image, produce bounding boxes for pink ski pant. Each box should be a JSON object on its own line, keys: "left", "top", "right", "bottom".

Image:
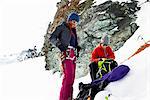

{"left": 59, "top": 49, "right": 76, "bottom": 100}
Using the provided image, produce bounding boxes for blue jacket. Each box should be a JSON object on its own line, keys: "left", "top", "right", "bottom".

{"left": 50, "top": 22, "right": 78, "bottom": 51}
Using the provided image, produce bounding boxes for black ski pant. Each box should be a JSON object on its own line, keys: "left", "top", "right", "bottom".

{"left": 89, "top": 62, "right": 99, "bottom": 81}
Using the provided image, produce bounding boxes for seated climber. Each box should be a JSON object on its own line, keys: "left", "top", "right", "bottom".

{"left": 76, "top": 64, "right": 130, "bottom": 100}
{"left": 89, "top": 34, "right": 118, "bottom": 81}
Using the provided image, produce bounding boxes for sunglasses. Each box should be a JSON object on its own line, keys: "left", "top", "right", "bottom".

{"left": 71, "top": 20, "right": 77, "bottom": 24}
{"left": 103, "top": 44, "right": 108, "bottom": 46}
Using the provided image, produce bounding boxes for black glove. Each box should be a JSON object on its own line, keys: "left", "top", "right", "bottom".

{"left": 77, "top": 46, "right": 81, "bottom": 52}
{"left": 76, "top": 46, "right": 81, "bottom": 58}
{"left": 57, "top": 44, "right": 67, "bottom": 52}
{"left": 56, "top": 41, "right": 67, "bottom": 52}
{"left": 76, "top": 52, "right": 79, "bottom": 58}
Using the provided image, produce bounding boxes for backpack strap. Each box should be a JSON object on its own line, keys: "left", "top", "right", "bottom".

{"left": 97, "top": 59, "right": 113, "bottom": 78}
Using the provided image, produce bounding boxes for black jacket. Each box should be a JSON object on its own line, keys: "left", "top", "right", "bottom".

{"left": 50, "top": 22, "right": 78, "bottom": 51}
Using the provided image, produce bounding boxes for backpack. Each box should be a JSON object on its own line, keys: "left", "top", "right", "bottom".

{"left": 96, "top": 59, "right": 118, "bottom": 79}
{"left": 76, "top": 65, "right": 130, "bottom": 100}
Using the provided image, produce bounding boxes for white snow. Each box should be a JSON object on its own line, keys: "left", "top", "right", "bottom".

{"left": 0, "top": 0, "right": 60, "bottom": 55}
{"left": 0, "top": 0, "right": 150, "bottom": 100}
{"left": 95, "top": 47, "right": 150, "bottom": 100}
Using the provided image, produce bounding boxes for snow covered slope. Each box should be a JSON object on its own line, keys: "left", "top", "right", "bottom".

{"left": 0, "top": 0, "right": 150, "bottom": 100}
{"left": 0, "top": 45, "right": 149, "bottom": 100}
{"left": 95, "top": 47, "right": 150, "bottom": 100}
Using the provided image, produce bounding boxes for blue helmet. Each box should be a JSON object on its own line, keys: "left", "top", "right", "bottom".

{"left": 67, "top": 12, "right": 80, "bottom": 22}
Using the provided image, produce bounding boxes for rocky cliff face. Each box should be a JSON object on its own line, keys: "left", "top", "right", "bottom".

{"left": 44, "top": 0, "right": 141, "bottom": 78}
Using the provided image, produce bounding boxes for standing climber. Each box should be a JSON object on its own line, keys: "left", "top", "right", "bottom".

{"left": 50, "top": 12, "right": 81, "bottom": 100}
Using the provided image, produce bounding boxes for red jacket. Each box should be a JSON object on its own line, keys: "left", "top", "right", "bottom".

{"left": 91, "top": 44, "right": 115, "bottom": 62}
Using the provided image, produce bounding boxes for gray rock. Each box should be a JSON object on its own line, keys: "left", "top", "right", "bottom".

{"left": 45, "top": 0, "right": 141, "bottom": 78}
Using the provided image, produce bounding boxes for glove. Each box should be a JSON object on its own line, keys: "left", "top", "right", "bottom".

{"left": 57, "top": 44, "right": 67, "bottom": 52}
{"left": 76, "top": 52, "right": 80, "bottom": 58}
{"left": 77, "top": 46, "right": 81, "bottom": 52}
{"left": 76, "top": 46, "right": 81, "bottom": 58}
{"left": 98, "top": 58, "right": 106, "bottom": 61}
{"left": 102, "top": 58, "right": 106, "bottom": 61}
